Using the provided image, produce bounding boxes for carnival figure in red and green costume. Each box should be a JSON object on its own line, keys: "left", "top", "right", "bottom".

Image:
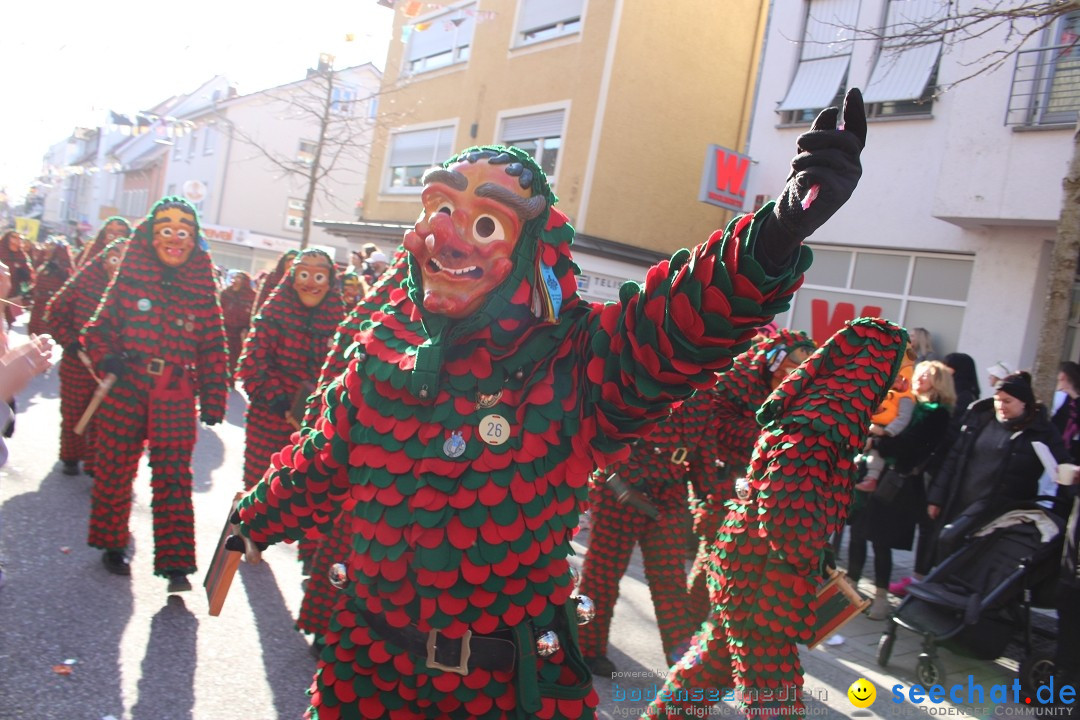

{"left": 219, "top": 270, "right": 255, "bottom": 374}
{"left": 295, "top": 247, "right": 410, "bottom": 645}
{"left": 27, "top": 237, "right": 74, "bottom": 336}
{"left": 237, "top": 248, "right": 344, "bottom": 491}
{"left": 81, "top": 197, "right": 229, "bottom": 592}
{"left": 231, "top": 88, "right": 866, "bottom": 720}
{"left": 44, "top": 235, "right": 130, "bottom": 477}
{"left": 645, "top": 317, "right": 906, "bottom": 718}
{"left": 577, "top": 388, "right": 719, "bottom": 675}
{"left": 75, "top": 216, "right": 131, "bottom": 268}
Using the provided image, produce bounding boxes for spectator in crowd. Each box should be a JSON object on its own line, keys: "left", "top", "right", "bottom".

{"left": 360, "top": 250, "right": 388, "bottom": 286}
{"left": 1052, "top": 361, "right": 1080, "bottom": 463}
{"left": 926, "top": 371, "right": 1068, "bottom": 561}
{"left": 910, "top": 327, "right": 938, "bottom": 363}
{"left": 849, "top": 360, "right": 955, "bottom": 618}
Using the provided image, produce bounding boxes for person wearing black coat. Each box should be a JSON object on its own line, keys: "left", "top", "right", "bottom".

{"left": 848, "top": 360, "right": 954, "bottom": 618}
{"left": 1052, "top": 361, "right": 1080, "bottom": 464}
{"left": 926, "top": 372, "right": 1069, "bottom": 561}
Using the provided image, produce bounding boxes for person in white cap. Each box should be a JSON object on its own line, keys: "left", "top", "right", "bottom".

{"left": 362, "top": 250, "right": 389, "bottom": 285}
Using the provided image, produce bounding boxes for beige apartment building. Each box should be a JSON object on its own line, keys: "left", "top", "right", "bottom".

{"left": 324, "top": 0, "right": 770, "bottom": 302}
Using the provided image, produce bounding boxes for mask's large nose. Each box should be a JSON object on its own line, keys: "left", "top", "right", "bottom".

{"left": 426, "top": 212, "right": 471, "bottom": 260}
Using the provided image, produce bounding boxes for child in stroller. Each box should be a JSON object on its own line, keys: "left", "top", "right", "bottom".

{"left": 876, "top": 498, "right": 1065, "bottom": 690}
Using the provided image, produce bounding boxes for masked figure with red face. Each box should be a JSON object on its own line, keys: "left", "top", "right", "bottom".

{"left": 294, "top": 248, "right": 410, "bottom": 646}
{"left": 76, "top": 216, "right": 131, "bottom": 267}
{"left": 44, "top": 236, "right": 130, "bottom": 477}
{"left": 219, "top": 271, "right": 256, "bottom": 374}
{"left": 339, "top": 271, "right": 365, "bottom": 309}
{"left": 81, "top": 197, "right": 229, "bottom": 592}
{"left": 27, "top": 237, "right": 75, "bottom": 336}
{"left": 231, "top": 89, "right": 865, "bottom": 720}
{"left": 236, "top": 249, "right": 344, "bottom": 491}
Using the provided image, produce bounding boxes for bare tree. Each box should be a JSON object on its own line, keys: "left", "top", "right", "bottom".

{"left": 834, "top": 1, "right": 1079, "bottom": 402}
{"left": 219, "top": 55, "right": 387, "bottom": 249}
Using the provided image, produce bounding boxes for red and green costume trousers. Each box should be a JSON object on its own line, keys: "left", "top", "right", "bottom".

{"left": 58, "top": 350, "right": 99, "bottom": 473}
{"left": 242, "top": 402, "right": 295, "bottom": 491}
{"left": 87, "top": 364, "right": 199, "bottom": 577}
{"left": 296, "top": 504, "right": 352, "bottom": 636}
{"left": 577, "top": 482, "right": 702, "bottom": 662}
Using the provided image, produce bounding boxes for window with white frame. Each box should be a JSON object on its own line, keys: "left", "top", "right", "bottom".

{"left": 404, "top": 4, "right": 476, "bottom": 74}
{"left": 172, "top": 140, "right": 183, "bottom": 161}
{"left": 498, "top": 109, "right": 565, "bottom": 179}
{"left": 203, "top": 125, "right": 217, "bottom": 155}
{"left": 285, "top": 198, "right": 306, "bottom": 231}
{"left": 862, "top": 0, "right": 947, "bottom": 118}
{"left": 332, "top": 85, "right": 358, "bottom": 115}
{"left": 297, "top": 140, "right": 318, "bottom": 167}
{"left": 384, "top": 125, "right": 455, "bottom": 191}
{"left": 515, "top": 0, "right": 583, "bottom": 47}
{"left": 777, "top": 0, "right": 861, "bottom": 124}
{"left": 188, "top": 129, "right": 198, "bottom": 158}
{"left": 787, "top": 245, "right": 973, "bottom": 356}
{"left": 1006, "top": 10, "right": 1080, "bottom": 127}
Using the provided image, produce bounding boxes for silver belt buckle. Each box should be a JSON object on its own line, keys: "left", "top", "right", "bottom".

{"left": 426, "top": 628, "right": 472, "bottom": 675}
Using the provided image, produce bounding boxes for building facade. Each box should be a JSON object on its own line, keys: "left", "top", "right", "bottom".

{"left": 345, "top": 0, "right": 770, "bottom": 302}
{"left": 743, "top": 0, "right": 1080, "bottom": 380}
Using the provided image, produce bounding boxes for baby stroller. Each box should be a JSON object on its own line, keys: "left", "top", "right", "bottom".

{"left": 876, "top": 498, "right": 1065, "bottom": 690}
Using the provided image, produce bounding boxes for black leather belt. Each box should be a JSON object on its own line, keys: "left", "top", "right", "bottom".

{"left": 359, "top": 608, "right": 516, "bottom": 675}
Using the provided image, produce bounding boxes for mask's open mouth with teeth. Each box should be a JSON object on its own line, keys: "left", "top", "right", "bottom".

{"left": 428, "top": 257, "right": 483, "bottom": 280}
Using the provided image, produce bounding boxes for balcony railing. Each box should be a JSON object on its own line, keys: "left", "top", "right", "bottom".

{"left": 1006, "top": 42, "right": 1080, "bottom": 127}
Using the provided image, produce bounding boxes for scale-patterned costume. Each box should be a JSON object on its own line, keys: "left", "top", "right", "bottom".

{"left": 75, "top": 216, "right": 131, "bottom": 267}
{"left": 237, "top": 250, "right": 344, "bottom": 491}
{"left": 44, "top": 237, "right": 129, "bottom": 475}
{"left": 27, "top": 240, "right": 74, "bottom": 336}
{"left": 687, "top": 330, "right": 815, "bottom": 620}
{"left": 645, "top": 318, "right": 906, "bottom": 718}
{"left": 296, "top": 249, "right": 411, "bottom": 638}
{"left": 236, "top": 146, "right": 812, "bottom": 720}
{"left": 253, "top": 250, "right": 299, "bottom": 316}
{"left": 82, "top": 198, "right": 229, "bottom": 577}
{"left": 220, "top": 272, "right": 255, "bottom": 374}
{"left": 577, "top": 388, "right": 718, "bottom": 663}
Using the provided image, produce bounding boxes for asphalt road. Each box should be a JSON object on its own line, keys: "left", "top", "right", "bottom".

{"left": 0, "top": 328, "right": 923, "bottom": 720}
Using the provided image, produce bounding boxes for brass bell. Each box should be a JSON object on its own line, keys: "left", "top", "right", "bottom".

{"left": 536, "top": 630, "right": 561, "bottom": 657}
{"left": 328, "top": 562, "right": 349, "bottom": 589}
{"left": 574, "top": 595, "right": 595, "bottom": 625}
{"left": 735, "top": 478, "right": 751, "bottom": 501}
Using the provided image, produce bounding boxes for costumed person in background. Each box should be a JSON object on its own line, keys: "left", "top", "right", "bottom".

{"left": 43, "top": 236, "right": 130, "bottom": 477}
{"left": 687, "top": 329, "right": 816, "bottom": 623}
{"left": 75, "top": 217, "right": 132, "bottom": 267}
{"left": 81, "top": 197, "right": 229, "bottom": 592}
{"left": 228, "top": 88, "right": 864, "bottom": 720}
{"left": 236, "top": 248, "right": 344, "bottom": 491}
{"left": 646, "top": 318, "right": 907, "bottom": 719}
{"left": 27, "top": 237, "right": 74, "bottom": 336}
{"left": 0, "top": 231, "right": 34, "bottom": 328}
{"left": 576, "top": 389, "right": 721, "bottom": 676}
{"left": 253, "top": 249, "right": 298, "bottom": 315}
{"left": 219, "top": 271, "right": 256, "bottom": 375}
{"left": 339, "top": 270, "right": 365, "bottom": 309}
{"left": 854, "top": 345, "right": 917, "bottom": 493}
{"left": 294, "top": 248, "right": 410, "bottom": 653}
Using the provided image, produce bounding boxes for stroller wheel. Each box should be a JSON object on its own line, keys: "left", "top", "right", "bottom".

{"left": 916, "top": 653, "right": 946, "bottom": 687}
{"left": 1019, "top": 650, "right": 1056, "bottom": 695}
{"left": 877, "top": 632, "right": 895, "bottom": 667}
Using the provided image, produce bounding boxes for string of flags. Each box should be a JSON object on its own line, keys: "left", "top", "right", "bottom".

{"left": 107, "top": 111, "right": 197, "bottom": 138}
{"left": 394, "top": 2, "right": 498, "bottom": 42}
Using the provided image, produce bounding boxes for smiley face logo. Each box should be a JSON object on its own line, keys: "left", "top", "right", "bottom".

{"left": 848, "top": 678, "right": 876, "bottom": 708}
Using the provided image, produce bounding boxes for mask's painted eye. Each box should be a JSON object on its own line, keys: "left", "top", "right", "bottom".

{"left": 437, "top": 203, "right": 454, "bottom": 216}
{"left": 473, "top": 215, "right": 505, "bottom": 243}
{"left": 158, "top": 228, "right": 173, "bottom": 238}
{"left": 297, "top": 270, "right": 311, "bottom": 282}
{"left": 313, "top": 273, "right": 327, "bottom": 284}
{"left": 176, "top": 229, "right": 191, "bottom": 240}
{"left": 108, "top": 256, "right": 119, "bottom": 265}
